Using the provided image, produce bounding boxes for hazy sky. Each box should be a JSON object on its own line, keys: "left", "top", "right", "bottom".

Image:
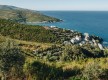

{"left": 0, "top": 0, "right": 108, "bottom": 11}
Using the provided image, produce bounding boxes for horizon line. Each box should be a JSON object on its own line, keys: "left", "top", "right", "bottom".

{"left": 1, "top": 4, "right": 108, "bottom": 12}
{"left": 39, "top": 10, "right": 108, "bottom": 11}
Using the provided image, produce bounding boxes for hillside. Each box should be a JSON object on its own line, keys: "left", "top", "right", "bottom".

{"left": 0, "top": 19, "right": 108, "bottom": 80}
{"left": 0, "top": 19, "right": 58, "bottom": 43}
{"left": 0, "top": 31, "right": 108, "bottom": 80}
{"left": 0, "top": 5, "right": 61, "bottom": 23}
{"left": 0, "top": 19, "right": 83, "bottom": 43}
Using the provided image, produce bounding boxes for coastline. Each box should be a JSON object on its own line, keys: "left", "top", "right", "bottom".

{"left": 40, "top": 11, "right": 108, "bottom": 44}
{"left": 26, "top": 21, "right": 107, "bottom": 48}
{"left": 24, "top": 15, "right": 107, "bottom": 48}
{"left": 26, "top": 19, "right": 63, "bottom": 24}
{"left": 103, "top": 41, "right": 108, "bottom": 47}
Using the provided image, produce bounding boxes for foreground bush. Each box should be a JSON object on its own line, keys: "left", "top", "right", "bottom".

{"left": 0, "top": 39, "right": 25, "bottom": 80}
{"left": 25, "top": 61, "right": 81, "bottom": 80}
{"left": 82, "top": 61, "right": 103, "bottom": 80}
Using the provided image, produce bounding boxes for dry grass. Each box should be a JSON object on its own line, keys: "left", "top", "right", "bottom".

{"left": 0, "top": 35, "right": 54, "bottom": 51}
{"left": 44, "top": 58, "right": 108, "bottom": 71}
{"left": 1, "top": 35, "right": 108, "bottom": 73}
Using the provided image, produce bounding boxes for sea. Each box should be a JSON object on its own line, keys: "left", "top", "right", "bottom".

{"left": 33, "top": 11, "right": 108, "bottom": 46}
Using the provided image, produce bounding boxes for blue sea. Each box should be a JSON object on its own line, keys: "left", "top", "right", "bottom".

{"left": 36, "top": 11, "right": 108, "bottom": 46}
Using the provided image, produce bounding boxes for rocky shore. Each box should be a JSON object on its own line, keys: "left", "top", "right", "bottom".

{"left": 43, "top": 26, "right": 105, "bottom": 50}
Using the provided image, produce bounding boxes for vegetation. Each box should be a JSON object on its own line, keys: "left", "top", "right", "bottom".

{"left": 0, "top": 37, "right": 108, "bottom": 80}
{"left": 0, "top": 39, "right": 25, "bottom": 80}
{"left": 33, "top": 44, "right": 108, "bottom": 62}
{"left": 0, "top": 5, "right": 61, "bottom": 23}
{"left": 0, "top": 19, "right": 108, "bottom": 80}
{"left": 0, "top": 19, "right": 58, "bottom": 43}
{"left": 0, "top": 19, "right": 83, "bottom": 44}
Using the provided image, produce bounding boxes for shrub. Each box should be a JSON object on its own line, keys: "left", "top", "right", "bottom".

{"left": 0, "top": 39, "right": 25, "bottom": 80}
{"left": 28, "top": 61, "right": 63, "bottom": 80}
{"left": 82, "top": 61, "right": 103, "bottom": 80}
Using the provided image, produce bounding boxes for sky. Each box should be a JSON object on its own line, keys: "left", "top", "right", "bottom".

{"left": 0, "top": 0, "right": 108, "bottom": 11}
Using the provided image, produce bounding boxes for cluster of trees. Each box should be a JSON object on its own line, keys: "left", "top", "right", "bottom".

{"left": 0, "top": 19, "right": 57, "bottom": 43}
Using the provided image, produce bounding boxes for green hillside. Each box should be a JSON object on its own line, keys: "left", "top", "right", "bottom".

{"left": 0, "top": 19, "right": 108, "bottom": 80}
{"left": 0, "top": 5, "right": 61, "bottom": 23}
{"left": 0, "top": 19, "right": 58, "bottom": 43}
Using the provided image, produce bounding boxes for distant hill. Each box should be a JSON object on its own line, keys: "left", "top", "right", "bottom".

{"left": 0, "top": 5, "right": 61, "bottom": 23}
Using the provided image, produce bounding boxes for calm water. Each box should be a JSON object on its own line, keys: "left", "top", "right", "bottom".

{"left": 36, "top": 11, "right": 108, "bottom": 46}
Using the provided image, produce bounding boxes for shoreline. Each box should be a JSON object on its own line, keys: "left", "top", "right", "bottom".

{"left": 26, "top": 19, "right": 63, "bottom": 24}
{"left": 44, "top": 25, "right": 108, "bottom": 48}
{"left": 25, "top": 21, "right": 107, "bottom": 47}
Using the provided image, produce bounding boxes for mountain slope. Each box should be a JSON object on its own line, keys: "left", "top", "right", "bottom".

{"left": 0, "top": 19, "right": 58, "bottom": 43}
{"left": 0, "top": 5, "right": 61, "bottom": 23}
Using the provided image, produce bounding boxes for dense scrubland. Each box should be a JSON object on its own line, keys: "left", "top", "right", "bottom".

{"left": 0, "top": 19, "right": 58, "bottom": 43}
{"left": 0, "top": 5, "right": 61, "bottom": 23}
{"left": 0, "top": 19, "right": 108, "bottom": 80}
